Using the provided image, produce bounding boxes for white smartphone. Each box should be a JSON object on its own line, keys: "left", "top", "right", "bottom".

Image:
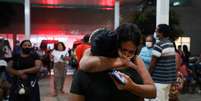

{"left": 109, "top": 70, "right": 125, "bottom": 85}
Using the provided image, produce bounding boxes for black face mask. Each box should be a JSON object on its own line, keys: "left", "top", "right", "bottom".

{"left": 22, "top": 48, "right": 32, "bottom": 54}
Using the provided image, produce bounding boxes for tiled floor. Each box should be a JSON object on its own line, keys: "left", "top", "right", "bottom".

{"left": 39, "top": 74, "right": 201, "bottom": 101}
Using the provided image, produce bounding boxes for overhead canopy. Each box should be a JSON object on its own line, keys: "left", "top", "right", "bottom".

{"left": 0, "top": 0, "right": 143, "bottom": 7}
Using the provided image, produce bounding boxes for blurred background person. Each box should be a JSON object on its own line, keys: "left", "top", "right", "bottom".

{"left": 139, "top": 34, "right": 155, "bottom": 69}
{"left": 149, "top": 24, "right": 177, "bottom": 101}
{"left": 75, "top": 34, "right": 91, "bottom": 69}
{"left": 50, "top": 42, "right": 68, "bottom": 96}
{"left": 7, "top": 40, "right": 42, "bottom": 101}
{"left": 13, "top": 41, "right": 21, "bottom": 56}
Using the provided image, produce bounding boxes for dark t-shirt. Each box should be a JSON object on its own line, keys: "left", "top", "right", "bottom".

{"left": 70, "top": 68, "right": 143, "bottom": 101}
{"left": 12, "top": 53, "right": 39, "bottom": 70}
{"left": 9, "top": 53, "right": 40, "bottom": 101}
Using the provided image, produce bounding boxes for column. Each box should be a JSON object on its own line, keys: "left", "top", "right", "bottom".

{"left": 156, "top": 0, "right": 170, "bottom": 25}
{"left": 25, "top": 0, "right": 31, "bottom": 39}
{"left": 114, "top": 0, "right": 120, "bottom": 29}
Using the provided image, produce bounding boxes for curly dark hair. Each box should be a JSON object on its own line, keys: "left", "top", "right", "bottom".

{"left": 54, "top": 42, "right": 66, "bottom": 51}
{"left": 20, "top": 40, "right": 32, "bottom": 48}
{"left": 115, "top": 23, "right": 142, "bottom": 60}
{"left": 157, "top": 24, "right": 171, "bottom": 38}
{"left": 115, "top": 23, "right": 142, "bottom": 48}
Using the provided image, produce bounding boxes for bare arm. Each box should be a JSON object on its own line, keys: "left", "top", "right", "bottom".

{"left": 7, "top": 59, "right": 42, "bottom": 77}
{"left": 69, "top": 93, "right": 85, "bottom": 101}
{"left": 116, "top": 71, "right": 156, "bottom": 98}
{"left": 7, "top": 60, "right": 19, "bottom": 76}
{"left": 127, "top": 56, "right": 156, "bottom": 98}
{"left": 135, "top": 56, "right": 153, "bottom": 84}
{"left": 124, "top": 78, "right": 156, "bottom": 98}
{"left": 79, "top": 48, "right": 128, "bottom": 72}
{"left": 148, "top": 56, "right": 158, "bottom": 74}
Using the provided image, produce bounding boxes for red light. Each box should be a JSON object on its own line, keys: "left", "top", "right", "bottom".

{"left": 41, "top": 0, "right": 61, "bottom": 8}
{"left": 42, "top": 0, "right": 59, "bottom": 5}
{"left": 99, "top": 0, "right": 115, "bottom": 7}
{"left": 99, "top": 0, "right": 115, "bottom": 10}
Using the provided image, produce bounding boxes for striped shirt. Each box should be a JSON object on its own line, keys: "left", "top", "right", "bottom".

{"left": 152, "top": 38, "right": 176, "bottom": 84}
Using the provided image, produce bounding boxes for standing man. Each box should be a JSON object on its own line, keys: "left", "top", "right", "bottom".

{"left": 149, "top": 24, "right": 176, "bottom": 101}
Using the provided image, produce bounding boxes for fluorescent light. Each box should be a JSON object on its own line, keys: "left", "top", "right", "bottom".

{"left": 173, "top": 2, "right": 180, "bottom": 6}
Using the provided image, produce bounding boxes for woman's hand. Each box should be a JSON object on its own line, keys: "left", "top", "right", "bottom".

{"left": 112, "top": 72, "right": 136, "bottom": 91}
{"left": 113, "top": 57, "right": 138, "bottom": 70}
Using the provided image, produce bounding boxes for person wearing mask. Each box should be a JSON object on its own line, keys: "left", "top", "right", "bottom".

{"left": 70, "top": 24, "right": 156, "bottom": 101}
{"left": 50, "top": 42, "right": 68, "bottom": 96}
{"left": 139, "top": 35, "right": 154, "bottom": 69}
{"left": 149, "top": 24, "right": 177, "bottom": 101}
{"left": 7, "top": 40, "right": 42, "bottom": 101}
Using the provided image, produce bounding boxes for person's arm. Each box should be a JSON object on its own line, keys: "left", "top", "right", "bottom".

{"left": 148, "top": 56, "right": 158, "bottom": 74}
{"left": 135, "top": 56, "right": 154, "bottom": 84}
{"left": 69, "top": 94, "right": 85, "bottom": 101}
{"left": 115, "top": 70, "right": 156, "bottom": 98}
{"left": 148, "top": 43, "right": 161, "bottom": 74}
{"left": 7, "top": 60, "right": 20, "bottom": 76}
{"left": 22, "top": 59, "right": 42, "bottom": 74}
{"left": 130, "top": 57, "right": 156, "bottom": 98}
{"left": 7, "top": 60, "right": 27, "bottom": 80}
{"left": 113, "top": 57, "right": 156, "bottom": 98}
{"left": 79, "top": 48, "right": 131, "bottom": 72}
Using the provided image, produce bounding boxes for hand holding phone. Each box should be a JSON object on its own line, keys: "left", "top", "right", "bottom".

{"left": 109, "top": 70, "right": 126, "bottom": 85}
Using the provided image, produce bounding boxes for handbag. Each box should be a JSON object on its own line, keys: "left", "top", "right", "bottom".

{"left": 14, "top": 79, "right": 31, "bottom": 96}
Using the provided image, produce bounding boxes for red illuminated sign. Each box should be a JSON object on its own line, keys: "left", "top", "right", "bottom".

{"left": 99, "top": 0, "right": 115, "bottom": 7}
{"left": 42, "top": 0, "right": 59, "bottom": 5}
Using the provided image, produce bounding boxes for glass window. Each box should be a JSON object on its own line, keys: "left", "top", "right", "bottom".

{"left": 175, "top": 37, "right": 191, "bottom": 51}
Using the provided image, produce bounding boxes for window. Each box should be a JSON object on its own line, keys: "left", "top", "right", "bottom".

{"left": 170, "top": 0, "right": 192, "bottom": 7}
{"left": 175, "top": 37, "right": 191, "bottom": 51}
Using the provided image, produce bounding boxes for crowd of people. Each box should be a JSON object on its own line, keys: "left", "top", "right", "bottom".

{"left": 0, "top": 23, "right": 201, "bottom": 101}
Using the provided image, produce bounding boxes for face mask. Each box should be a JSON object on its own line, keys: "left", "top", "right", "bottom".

{"left": 145, "top": 42, "right": 153, "bottom": 48}
{"left": 154, "top": 32, "right": 160, "bottom": 43}
{"left": 22, "top": 48, "right": 32, "bottom": 54}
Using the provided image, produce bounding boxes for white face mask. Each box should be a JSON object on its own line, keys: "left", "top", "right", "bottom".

{"left": 154, "top": 32, "right": 161, "bottom": 43}
{"left": 145, "top": 42, "right": 153, "bottom": 48}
